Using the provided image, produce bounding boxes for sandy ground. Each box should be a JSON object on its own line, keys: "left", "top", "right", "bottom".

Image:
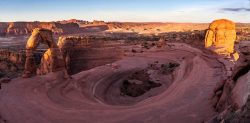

{"left": 0, "top": 43, "right": 228, "bottom": 123}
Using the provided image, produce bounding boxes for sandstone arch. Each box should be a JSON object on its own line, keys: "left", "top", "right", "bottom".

{"left": 23, "top": 28, "right": 66, "bottom": 78}
{"left": 205, "top": 19, "right": 239, "bottom": 61}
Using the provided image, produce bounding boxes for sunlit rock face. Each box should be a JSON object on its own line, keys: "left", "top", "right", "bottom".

{"left": 23, "top": 28, "right": 66, "bottom": 77}
{"left": 37, "top": 48, "right": 65, "bottom": 75}
{"left": 57, "top": 36, "right": 90, "bottom": 49}
{"left": 205, "top": 19, "right": 239, "bottom": 61}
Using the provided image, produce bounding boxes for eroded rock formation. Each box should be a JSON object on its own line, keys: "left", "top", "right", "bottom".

{"left": 58, "top": 36, "right": 123, "bottom": 75}
{"left": 205, "top": 19, "right": 239, "bottom": 61}
{"left": 206, "top": 41, "right": 250, "bottom": 123}
{"left": 0, "top": 23, "right": 9, "bottom": 36}
{"left": 37, "top": 48, "right": 66, "bottom": 75}
{"left": 0, "top": 22, "right": 81, "bottom": 36}
{"left": 0, "top": 43, "right": 227, "bottom": 123}
{"left": 23, "top": 28, "right": 66, "bottom": 78}
{"left": 1, "top": 20, "right": 249, "bottom": 123}
{"left": 159, "top": 30, "right": 205, "bottom": 47}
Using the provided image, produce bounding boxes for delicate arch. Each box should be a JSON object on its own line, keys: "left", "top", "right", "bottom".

{"left": 23, "top": 28, "right": 66, "bottom": 78}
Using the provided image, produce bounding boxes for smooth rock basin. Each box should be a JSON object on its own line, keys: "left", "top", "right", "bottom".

{"left": 0, "top": 43, "right": 227, "bottom": 123}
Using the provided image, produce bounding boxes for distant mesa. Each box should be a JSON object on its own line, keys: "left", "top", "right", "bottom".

{"left": 0, "top": 21, "right": 82, "bottom": 36}
{"left": 57, "top": 19, "right": 88, "bottom": 24}
{"left": 0, "top": 19, "right": 110, "bottom": 36}
{"left": 92, "top": 20, "right": 106, "bottom": 25}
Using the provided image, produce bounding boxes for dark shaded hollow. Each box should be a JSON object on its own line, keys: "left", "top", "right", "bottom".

{"left": 233, "top": 63, "right": 250, "bottom": 82}
{"left": 120, "top": 70, "right": 161, "bottom": 97}
{"left": 120, "top": 79, "right": 161, "bottom": 97}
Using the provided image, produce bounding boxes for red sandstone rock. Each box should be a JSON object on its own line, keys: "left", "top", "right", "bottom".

{"left": 0, "top": 43, "right": 223, "bottom": 123}
{"left": 57, "top": 36, "right": 123, "bottom": 75}
{"left": 1, "top": 22, "right": 81, "bottom": 36}
{"left": 205, "top": 19, "right": 239, "bottom": 61}
{"left": 23, "top": 28, "right": 67, "bottom": 78}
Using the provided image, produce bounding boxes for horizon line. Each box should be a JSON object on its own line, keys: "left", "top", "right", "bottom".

{"left": 0, "top": 19, "right": 249, "bottom": 24}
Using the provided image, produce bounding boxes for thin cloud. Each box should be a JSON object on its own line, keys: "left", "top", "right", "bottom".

{"left": 221, "top": 8, "right": 250, "bottom": 12}
{"left": 221, "top": 0, "right": 250, "bottom": 12}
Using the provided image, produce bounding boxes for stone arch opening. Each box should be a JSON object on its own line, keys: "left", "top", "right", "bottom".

{"left": 22, "top": 28, "right": 66, "bottom": 78}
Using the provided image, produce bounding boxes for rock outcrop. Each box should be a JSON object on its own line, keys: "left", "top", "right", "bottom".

{"left": 7, "top": 22, "right": 29, "bottom": 35}
{"left": 58, "top": 36, "right": 123, "bottom": 75}
{"left": 208, "top": 41, "right": 250, "bottom": 123}
{"left": 23, "top": 32, "right": 123, "bottom": 77}
{"left": 23, "top": 28, "right": 66, "bottom": 78}
{"left": 208, "top": 68, "right": 250, "bottom": 123}
{"left": 58, "top": 19, "right": 87, "bottom": 24}
{"left": 37, "top": 48, "right": 66, "bottom": 75}
{"left": 0, "top": 43, "right": 226, "bottom": 123}
{"left": 0, "top": 48, "right": 45, "bottom": 79}
{"left": 0, "top": 23, "right": 9, "bottom": 36}
{"left": 0, "top": 22, "right": 81, "bottom": 36}
{"left": 205, "top": 19, "right": 239, "bottom": 61}
{"left": 159, "top": 30, "right": 205, "bottom": 47}
{"left": 57, "top": 36, "right": 90, "bottom": 49}
{"left": 0, "top": 49, "right": 25, "bottom": 78}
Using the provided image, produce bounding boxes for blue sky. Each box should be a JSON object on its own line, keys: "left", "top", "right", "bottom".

{"left": 0, "top": 0, "right": 249, "bottom": 22}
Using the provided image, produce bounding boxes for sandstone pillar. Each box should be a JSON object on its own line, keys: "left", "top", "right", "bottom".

{"left": 205, "top": 19, "right": 239, "bottom": 61}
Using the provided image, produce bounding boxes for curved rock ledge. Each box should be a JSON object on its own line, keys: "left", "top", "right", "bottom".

{"left": 0, "top": 43, "right": 229, "bottom": 123}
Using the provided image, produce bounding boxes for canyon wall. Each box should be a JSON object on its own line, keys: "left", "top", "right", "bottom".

{"left": 0, "top": 22, "right": 81, "bottom": 36}
{"left": 0, "top": 48, "right": 44, "bottom": 78}
{"left": 0, "top": 21, "right": 249, "bottom": 37}
{"left": 58, "top": 36, "right": 123, "bottom": 75}
{"left": 0, "top": 49, "right": 25, "bottom": 64}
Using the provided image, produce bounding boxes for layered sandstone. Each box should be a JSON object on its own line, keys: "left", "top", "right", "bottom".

{"left": 0, "top": 23, "right": 9, "bottom": 36}
{"left": 23, "top": 28, "right": 66, "bottom": 78}
{"left": 58, "top": 19, "right": 87, "bottom": 24}
{"left": 0, "top": 43, "right": 227, "bottom": 123}
{"left": 37, "top": 48, "right": 66, "bottom": 75}
{"left": 58, "top": 36, "right": 123, "bottom": 75}
{"left": 205, "top": 19, "right": 239, "bottom": 61}
{"left": 205, "top": 40, "right": 250, "bottom": 123}
{"left": 0, "top": 49, "right": 25, "bottom": 64}
{"left": 0, "top": 48, "right": 46, "bottom": 78}
{"left": 0, "top": 19, "right": 250, "bottom": 123}
{"left": 0, "top": 49, "right": 25, "bottom": 78}
{"left": 0, "top": 22, "right": 81, "bottom": 36}
{"left": 159, "top": 30, "right": 205, "bottom": 46}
